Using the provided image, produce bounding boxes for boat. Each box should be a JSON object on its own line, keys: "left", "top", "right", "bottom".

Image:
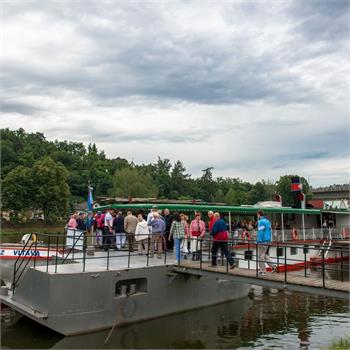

{"left": 0, "top": 203, "right": 348, "bottom": 336}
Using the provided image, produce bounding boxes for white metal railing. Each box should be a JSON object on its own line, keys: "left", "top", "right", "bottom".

{"left": 229, "top": 227, "right": 349, "bottom": 242}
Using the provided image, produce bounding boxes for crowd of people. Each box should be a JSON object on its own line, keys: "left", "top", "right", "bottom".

{"left": 66, "top": 207, "right": 276, "bottom": 274}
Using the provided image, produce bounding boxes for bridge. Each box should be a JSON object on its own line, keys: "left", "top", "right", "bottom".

{"left": 173, "top": 260, "right": 349, "bottom": 300}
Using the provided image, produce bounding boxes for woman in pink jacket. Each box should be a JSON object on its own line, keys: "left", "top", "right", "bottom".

{"left": 189, "top": 213, "right": 206, "bottom": 261}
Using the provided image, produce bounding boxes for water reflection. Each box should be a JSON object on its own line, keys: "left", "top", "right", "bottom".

{"left": 1, "top": 288, "right": 349, "bottom": 349}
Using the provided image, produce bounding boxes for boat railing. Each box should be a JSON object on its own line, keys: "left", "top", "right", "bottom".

{"left": 195, "top": 237, "right": 349, "bottom": 287}
{"left": 11, "top": 231, "right": 349, "bottom": 293}
{"left": 12, "top": 236, "right": 36, "bottom": 292}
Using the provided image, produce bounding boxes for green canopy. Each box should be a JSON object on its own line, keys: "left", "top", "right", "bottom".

{"left": 94, "top": 203, "right": 322, "bottom": 215}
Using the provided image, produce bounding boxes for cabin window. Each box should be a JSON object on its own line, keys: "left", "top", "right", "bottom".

{"left": 115, "top": 278, "right": 147, "bottom": 297}
{"left": 276, "top": 247, "right": 284, "bottom": 257}
{"left": 303, "top": 245, "right": 309, "bottom": 254}
{"left": 290, "top": 247, "right": 297, "bottom": 255}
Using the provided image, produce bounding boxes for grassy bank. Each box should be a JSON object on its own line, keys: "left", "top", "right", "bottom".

{"left": 326, "top": 337, "right": 350, "bottom": 350}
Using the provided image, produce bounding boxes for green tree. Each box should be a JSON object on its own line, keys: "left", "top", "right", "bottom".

{"left": 225, "top": 188, "right": 248, "bottom": 206}
{"left": 248, "top": 181, "right": 268, "bottom": 204}
{"left": 32, "top": 157, "right": 70, "bottom": 222}
{"left": 2, "top": 166, "right": 35, "bottom": 219}
{"left": 170, "top": 160, "right": 190, "bottom": 198}
{"left": 113, "top": 167, "right": 158, "bottom": 198}
{"left": 150, "top": 158, "right": 172, "bottom": 198}
{"left": 197, "top": 167, "right": 218, "bottom": 202}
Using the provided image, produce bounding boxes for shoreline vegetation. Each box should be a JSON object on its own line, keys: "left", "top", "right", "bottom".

{"left": 326, "top": 336, "right": 350, "bottom": 350}
{"left": 2, "top": 128, "right": 314, "bottom": 224}
{"left": 1, "top": 223, "right": 65, "bottom": 236}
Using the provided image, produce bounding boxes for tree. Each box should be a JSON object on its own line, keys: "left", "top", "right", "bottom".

{"left": 113, "top": 167, "right": 158, "bottom": 198}
{"left": 32, "top": 157, "right": 70, "bottom": 222}
{"left": 2, "top": 166, "right": 35, "bottom": 219}
{"left": 225, "top": 188, "right": 248, "bottom": 206}
{"left": 248, "top": 181, "right": 268, "bottom": 204}
{"left": 198, "top": 167, "right": 218, "bottom": 202}
{"left": 170, "top": 160, "right": 190, "bottom": 199}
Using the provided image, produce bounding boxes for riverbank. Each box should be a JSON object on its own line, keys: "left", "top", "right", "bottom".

{"left": 1, "top": 223, "right": 64, "bottom": 242}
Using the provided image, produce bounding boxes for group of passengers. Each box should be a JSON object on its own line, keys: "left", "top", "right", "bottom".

{"left": 67, "top": 208, "right": 277, "bottom": 274}
{"left": 67, "top": 208, "right": 234, "bottom": 266}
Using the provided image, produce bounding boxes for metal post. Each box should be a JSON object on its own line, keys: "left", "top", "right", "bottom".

{"left": 208, "top": 237, "right": 211, "bottom": 260}
{"left": 146, "top": 235, "right": 150, "bottom": 267}
{"left": 46, "top": 235, "right": 51, "bottom": 272}
{"left": 284, "top": 245, "right": 287, "bottom": 283}
{"left": 107, "top": 247, "right": 110, "bottom": 270}
{"left": 256, "top": 243, "right": 258, "bottom": 277}
{"left": 83, "top": 236, "right": 87, "bottom": 272}
{"left": 226, "top": 245, "right": 229, "bottom": 273}
{"left": 73, "top": 229, "right": 75, "bottom": 260}
{"left": 164, "top": 236, "right": 167, "bottom": 265}
{"left": 312, "top": 228, "right": 315, "bottom": 240}
{"left": 304, "top": 247, "right": 307, "bottom": 278}
{"left": 281, "top": 214, "right": 285, "bottom": 242}
{"left": 341, "top": 249, "right": 344, "bottom": 282}
{"left": 55, "top": 234, "right": 59, "bottom": 273}
{"left": 322, "top": 248, "right": 325, "bottom": 288}
{"left": 34, "top": 238, "right": 38, "bottom": 269}
{"left": 277, "top": 242, "right": 279, "bottom": 271}
{"left": 228, "top": 212, "right": 232, "bottom": 238}
{"left": 248, "top": 241, "right": 250, "bottom": 270}
{"left": 128, "top": 240, "right": 131, "bottom": 268}
{"left": 302, "top": 213, "right": 306, "bottom": 241}
{"left": 200, "top": 239, "right": 203, "bottom": 270}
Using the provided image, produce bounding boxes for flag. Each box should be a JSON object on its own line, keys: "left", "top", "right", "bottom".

{"left": 87, "top": 186, "right": 94, "bottom": 230}
{"left": 87, "top": 186, "right": 94, "bottom": 211}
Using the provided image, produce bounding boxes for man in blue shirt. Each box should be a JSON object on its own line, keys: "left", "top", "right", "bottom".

{"left": 257, "top": 210, "right": 276, "bottom": 275}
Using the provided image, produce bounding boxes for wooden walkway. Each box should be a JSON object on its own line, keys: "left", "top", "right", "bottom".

{"left": 174, "top": 260, "right": 350, "bottom": 300}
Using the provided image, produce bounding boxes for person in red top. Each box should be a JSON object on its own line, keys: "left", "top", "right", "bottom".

{"left": 210, "top": 212, "right": 235, "bottom": 268}
{"left": 189, "top": 213, "right": 206, "bottom": 260}
{"left": 94, "top": 211, "right": 104, "bottom": 246}
{"left": 208, "top": 211, "right": 216, "bottom": 232}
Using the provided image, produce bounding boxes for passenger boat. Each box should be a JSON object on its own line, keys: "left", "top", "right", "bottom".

{"left": 0, "top": 203, "right": 348, "bottom": 336}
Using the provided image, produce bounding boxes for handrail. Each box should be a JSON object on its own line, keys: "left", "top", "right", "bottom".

{"left": 61, "top": 229, "right": 85, "bottom": 264}
{"left": 12, "top": 240, "right": 35, "bottom": 292}
{"left": 9, "top": 231, "right": 349, "bottom": 294}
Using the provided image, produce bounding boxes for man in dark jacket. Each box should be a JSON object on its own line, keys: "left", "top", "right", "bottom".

{"left": 76, "top": 212, "right": 86, "bottom": 231}
{"left": 210, "top": 213, "right": 235, "bottom": 268}
{"left": 163, "top": 209, "right": 174, "bottom": 251}
{"left": 113, "top": 212, "right": 125, "bottom": 250}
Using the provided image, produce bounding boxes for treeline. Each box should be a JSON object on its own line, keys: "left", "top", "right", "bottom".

{"left": 1, "top": 128, "right": 311, "bottom": 222}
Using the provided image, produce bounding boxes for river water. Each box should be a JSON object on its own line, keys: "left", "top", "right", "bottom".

{"left": 1, "top": 287, "right": 349, "bottom": 349}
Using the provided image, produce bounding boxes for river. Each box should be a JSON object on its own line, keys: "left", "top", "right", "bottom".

{"left": 1, "top": 287, "right": 349, "bottom": 349}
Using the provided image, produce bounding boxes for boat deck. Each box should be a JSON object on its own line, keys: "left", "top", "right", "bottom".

{"left": 175, "top": 260, "right": 350, "bottom": 299}
{"left": 35, "top": 249, "right": 177, "bottom": 274}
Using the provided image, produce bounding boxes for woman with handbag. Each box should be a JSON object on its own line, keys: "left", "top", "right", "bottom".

{"left": 189, "top": 213, "right": 206, "bottom": 260}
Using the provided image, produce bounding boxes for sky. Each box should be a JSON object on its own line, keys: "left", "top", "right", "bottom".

{"left": 1, "top": 0, "right": 349, "bottom": 187}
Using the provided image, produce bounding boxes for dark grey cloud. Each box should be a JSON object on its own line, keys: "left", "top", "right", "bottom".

{"left": 2, "top": 1, "right": 348, "bottom": 107}
{"left": 1, "top": 1, "right": 349, "bottom": 186}
{"left": 1, "top": 101, "right": 41, "bottom": 115}
{"left": 289, "top": 0, "right": 350, "bottom": 43}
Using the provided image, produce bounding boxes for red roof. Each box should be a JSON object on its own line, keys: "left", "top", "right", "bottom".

{"left": 307, "top": 199, "right": 324, "bottom": 209}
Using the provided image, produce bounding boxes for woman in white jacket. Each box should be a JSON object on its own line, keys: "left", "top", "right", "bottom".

{"left": 135, "top": 213, "right": 150, "bottom": 255}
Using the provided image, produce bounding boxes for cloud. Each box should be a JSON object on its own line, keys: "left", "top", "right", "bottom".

{"left": 1, "top": 1, "right": 349, "bottom": 187}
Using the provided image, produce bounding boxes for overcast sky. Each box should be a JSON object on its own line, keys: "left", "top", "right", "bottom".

{"left": 1, "top": 1, "right": 349, "bottom": 186}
